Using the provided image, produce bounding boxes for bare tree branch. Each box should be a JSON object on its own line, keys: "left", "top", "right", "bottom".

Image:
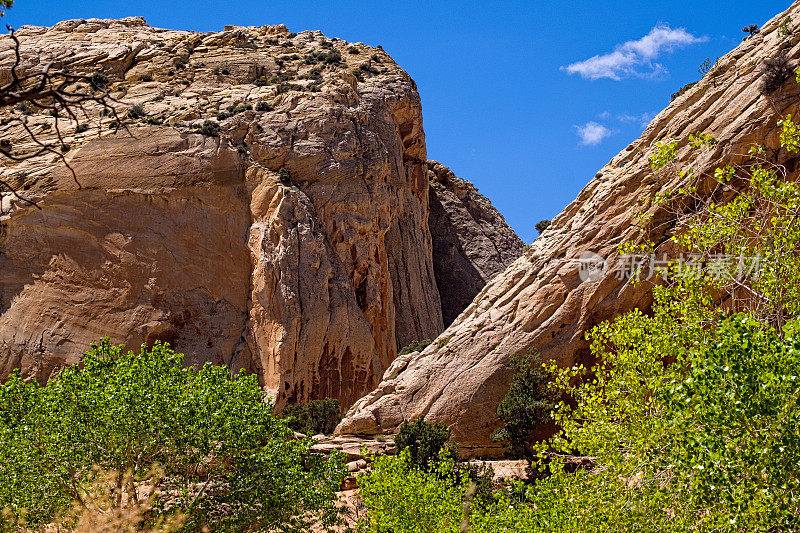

{"left": 1, "top": 24, "right": 125, "bottom": 209}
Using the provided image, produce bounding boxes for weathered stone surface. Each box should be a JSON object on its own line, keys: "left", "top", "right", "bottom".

{"left": 0, "top": 18, "right": 444, "bottom": 408}
{"left": 427, "top": 160, "right": 524, "bottom": 326}
{"left": 338, "top": 2, "right": 800, "bottom": 453}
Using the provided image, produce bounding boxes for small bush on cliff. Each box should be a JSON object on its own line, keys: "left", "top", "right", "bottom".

{"left": 280, "top": 398, "right": 342, "bottom": 435}
{"left": 0, "top": 340, "right": 346, "bottom": 531}
{"left": 198, "top": 119, "right": 220, "bottom": 137}
{"left": 394, "top": 418, "right": 454, "bottom": 471}
{"left": 742, "top": 23, "right": 760, "bottom": 38}
{"left": 399, "top": 339, "right": 431, "bottom": 355}
{"left": 760, "top": 52, "right": 793, "bottom": 94}
{"left": 535, "top": 219, "right": 551, "bottom": 234}
{"left": 490, "top": 350, "right": 556, "bottom": 464}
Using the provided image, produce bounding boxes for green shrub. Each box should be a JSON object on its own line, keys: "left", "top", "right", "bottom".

{"left": 779, "top": 17, "right": 794, "bottom": 38}
{"left": 280, "top": 398, "right": 342, "bottom": 435}
{"left": 359, "top": 450, "right": 535, "bottom": 533}
{"left": 74, "top": 123, "right": 89, "bottom": 134}
{"left": 399, "top": 339, "right": 431, "bottom": 355}
{"left": 0, "top": 340, "right": 347, "bottom": 531}
{"left": 255, "top": 101, "right": 272, "bottom": 112}
{"left": 347, "top": 46, "right": 360, "bottom": 54}
{"left": 491, "top": 350, "right": 556, "bottom": 463}
{"left": 535, "top": 219, "right": 551, "bottom": 234}
{"left": 359, "top": 63, "right": 380, "bottom": 75}
{"left": 358, "top": 450, "right": 467, "bottom": 533}
{"left": 127, "top": 104, "right": 145, "bottom": 119}
{"left": 304, "top": 49, "right": 342, "bottom": 66}
{"left": 278, "top": 167, "right": 291, "bottom": 183}
{"left": 139, "top": 73, "right": 153, "bottom": 82}
{"left": 395, "top": 418, "right": 453, "bottom": 471}
{"left": 199, "top": 119, "right": 220, "bottom": 137}
{"left": 276, "top": 82, "right": 303, "bottom": 94}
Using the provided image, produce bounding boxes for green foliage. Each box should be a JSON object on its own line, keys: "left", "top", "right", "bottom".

{"left": 276, "top": 82, "right": 304, "bottom": 94}
{"left": 198, "top": 119, "right": 220, "bottom": 137}
{"left": 434, "top": 335, "right": 452, "bottom": 349}
{"left": 305, "top": 50, "right": 342, "bottom": 66}
{"left": 534, "top": 219, "right": 551, "bottom": 234}
{"left": 530, "top": 125, "right": 800, "bottom": 530}
{"left": 278, "top": 167, "right": 291, "bottom": 184}
{"left": 0, "top": 340, "right": 347, "bottom": 531}
{"left": 780, "top": 16, "right": 795, "bottom": 38}
{"left": 280, "top": 398, "right": 342, "bottom": 435}
{"left": 647, "top": 140, "right": 677, "bottom": 170}
{"left": 398, "top": 339, "right": 431, "bottom": 355}
{"left": 490, "top": 350, "right": 556, "bottom": 463}
{"left": 394, "top": 418, "right": 453, "bottom": 471}
{"left": 359, "top": 63, "right": 380, "bottom": 75}
{"left": 358, "top": 449, "right": 548, "bottom": 533}
{"left": 358, "top": 450, "right": 468, "bottom": 533}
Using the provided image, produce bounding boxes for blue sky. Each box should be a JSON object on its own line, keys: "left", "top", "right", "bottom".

{"left": 4, "top": 1, "right": 791, "bottom": 242}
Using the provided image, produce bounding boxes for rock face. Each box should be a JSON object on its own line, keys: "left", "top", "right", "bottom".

{"left": 427, "top": 160, "right": 524, "bottom": 326}
{"left": 0, "top": 18, "right": 519, "bottom": 411}
{"left": 0, "top": 18, "right": 445, "bottom": 408}
{"left": 338, "top": 2, "right": 800, "bottom": 453}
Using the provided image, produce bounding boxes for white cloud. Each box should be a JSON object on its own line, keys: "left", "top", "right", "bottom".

{"left": 617, "top": 111, "right": 655, "bottom": 128}
{"left": 562, "top": 24, "right": 707, "bottom": 80}
{"left": 575, "top": 121, "right": 612, "bottom": 146}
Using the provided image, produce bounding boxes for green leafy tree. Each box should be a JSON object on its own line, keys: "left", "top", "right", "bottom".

{"left": 280, "top": 398, "right": 342, "bottom": 435}
{"left": 358, "top": 449, "right": 468, "bottom": 533}
{"left": 532, "top": 120, "right": 800, "bottom": 530}
{"left": 490, "top": 350, "right": 556, "bottom": 464}
{"left": 0, "top": 340, "right": 346, "bottom": 531}
{"left": 394, "top": 418, "right": 453, "bottom": 471}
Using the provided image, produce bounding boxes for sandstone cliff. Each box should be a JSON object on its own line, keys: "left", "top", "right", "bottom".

{"left": 0, "top": 18, "right": 520, "bottom": 410}
{"left": 0, "top": 18, "right": 445, "bottom": 408}
{"left": 428, "top": 160, "right": 524, "bottom": 327}
{"left": 338, "top": 1, "right": 800, "bottom": 453}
